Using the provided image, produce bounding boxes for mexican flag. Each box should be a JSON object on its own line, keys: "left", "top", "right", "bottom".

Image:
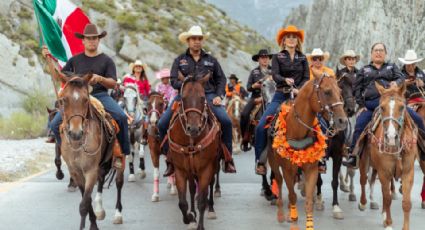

{"left": 33, "top": 0, "right": 90, "bottom": 64}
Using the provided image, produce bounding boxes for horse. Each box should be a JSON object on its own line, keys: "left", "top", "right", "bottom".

{"left": 146, "top": 92, "right": 177, "bottom": 202}
{"left": 358, "top": 82, "right": 417, "bottom": 230}
{"left": 58, "top": 73, "right": 124, "bottom": 229}
{"left": 121, "top": 84, "right": 147, "bottom": 182}
{"left": 268, "top": 69, "right": 347, "bottom": 230}
{"left": 226, "top": 94, "right": 246, "bottom": 153}
{"left": 167, "top": 73, "right": 221, "bottom": 230}
{"left": 314, "top": 68, "right": 357, "bottom": 219}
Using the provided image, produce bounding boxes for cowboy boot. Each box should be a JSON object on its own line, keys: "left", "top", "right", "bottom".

{"left": 255, "top": 161, "right": 267, "bottom": 175}
{"left": 163, "top": 160, "right": 174, "bottom": 177}
{"left": 342, "top": 149, "right": 359, "bottom": 169}
{"left": 45, "top": 130, "right": 55, "bottom": 143}
{"left": 224, "top": 159, "right": 237, "bottom": 173}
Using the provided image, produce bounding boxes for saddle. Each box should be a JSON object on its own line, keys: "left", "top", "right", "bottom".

{"left": 89, "top": 96, "right": 119, "bottom": 142}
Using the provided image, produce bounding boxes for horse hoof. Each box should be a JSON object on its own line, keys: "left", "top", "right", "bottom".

{"left": 315, "top": 203, "right": 324, "bottom": 211}
{"left": 151, "top": 194, "right": 159, "bottom": 202}
{"left": 340, "top": 184, "right": 349, "bottom": 193}
{"left": 207, "top": 211, "right": 217, "bottom": 219}
{"left": 214, "top": 190, "right": 221, "bottom": 197}
{"left": 358, "top": 202, "right": 366, "bottom": 211}
{"left": 348, "top": 194, "right": 357, "bottom": 202}
{"left": 95, "top": 210, "right": 105, "bottom": 220}
{"left": 422, "top": 201, "right": 425, "bottom": 209}
{"left": 67, "top": 185, "right": 77, "bottom": 193}
{"left": 277, "top": 211, "right": 285, "bottom": 223}
{"left": 56, "top": 170, "right": 64, "bottom": 180}
{"left": 391, "top": 192, "right": 398, "bottom": 200}
{"left": 370, "top": 201, "right": 379, "bottom": 210}
{"left": 332, "top": 205, "right": 344, "bottom": 220}
{"left": 187, "top": 222, "right": 197, "bottom": 230}
{"left": 89, "top": 224, "right": 99, "bottom": 230}
{"left": 128, "top": 174, "right": 136, "bottom": 182}
{"left": 139, "top": 170, "right": 146, "bottom": 179}
{"left": 113, "top": 216, "right": 123, "bottom": 224}
{"left": 384, "top": 227, "right": 393, "bottom": 230}
{"left": 167, "top": 182, "right": 172, "bottom": 189}
{"left": 170, "top": 186, "right": 177, "bottom": 195}
{"left": 270, "top": 198, "right": 277, "bottom": 206}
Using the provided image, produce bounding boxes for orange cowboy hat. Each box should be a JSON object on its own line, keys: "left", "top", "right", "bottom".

{"left": 275, "top": 25, "right": 304, "bottom": 45}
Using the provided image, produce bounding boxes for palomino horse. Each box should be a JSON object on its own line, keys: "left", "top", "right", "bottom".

{"left": 269, "top": 70, "right": 347, "bottom": 229}
{"left": 358, "top": 82, "right": 417, "bottom": 230}
{"left": 58, "top": 74, "right": 124, "bottom": 229}
{"left": 146, "top": 92, "right": 177, "bottom": 202}
{"left": 226, "top": 94, "right": 246, "bottom": 152}
{"left": 167, "top": 73, "right": 221, "bottom": 230}
{"left": 122, "top": 84, "right": 147, "bottom": 182}
{"left": 315, "top": 68, "right": 357, "bottom": 219}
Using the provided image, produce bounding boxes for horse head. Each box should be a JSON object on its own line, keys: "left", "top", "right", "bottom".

{"left": 310, "top": 68, "right": 348, "bottom": 132}
{"left": 122, "top": 83, "right": 140, "bottom": 117}
{"left": 336, "top": 68, "right": 356, "bottom": 117}
{"left": 261, "top": 76, "right": 276, "bottom": 106}
{"left": 59, "top": 73, "right": 93, "bottom": 142}
{"left": 180, "top": 72, "right": 210, "bottom": 137}
{"left": 376, "top": 81, "right": 407, "bottom": 149}
{"left": 147, "top": 92, "right": 166, "bottom": 126}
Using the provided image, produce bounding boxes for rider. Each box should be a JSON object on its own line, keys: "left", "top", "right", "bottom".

{"left": 339, "top": 50, "right": 360, "bottom": 77}
{"left": 225, "top": 74, "right": 244, "bottom": 100}
{"left": 157, "top": 25, "right": 236, "bottom": 176}
{"left": 123, "top": 60, "right": 151, "bottom": 100}
{"left": 155, "top": 68, "right": 177, "bottom": 102}
{"left": 343, "top": 43, "right": 425, "bottom": 168}
{"left": 255, "top": 25, "right": 310, "bottom": 175}
{"left": 42, "top": 23, "right": 130, "bottom": 168}
{"left": 240, "top": 49, "right": 272, "bottom": 152}
{"left": 398, "top": 50, "right": 425, "bottom": 103}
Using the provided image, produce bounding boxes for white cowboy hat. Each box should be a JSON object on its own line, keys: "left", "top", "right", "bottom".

{"left": 307, "top": 48, "right": 330, "bottom": 63}
{"left": 178, "top": 25, "right": 210, "bottom": 43}
{"left": 129, "top": 60, "right": 148, "bottom": 73}
{"left": 398, "top": 50, "right": 424, "bottom": 65}
{"left": 339, "top": 50, "right": 360, "bottom": 65}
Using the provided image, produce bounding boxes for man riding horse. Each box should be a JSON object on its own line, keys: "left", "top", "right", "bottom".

{"left": 343, "top": 43, "right": 425, "bottom": 167}
{"left": 240, "top": 49, "right": 273, "bottom": 152}
{"left": 158, "top": 25, "right": 237, "bottom": 176}
{"left": 42, "top": 23, "right": 130, "bottom": 169}
{"left": 225, "top": 74, "right": 247, "bottom": 101}
{"left": 399, "top": 50, "right": 425, "bottom": 104}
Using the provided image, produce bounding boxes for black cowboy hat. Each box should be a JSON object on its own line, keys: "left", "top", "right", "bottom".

{"left": 75, "top": 23, "right": 107, "bottom": 39}
{"left": 229, "top": 74, "right": 239, "bottom": 81}
{"left": 252, "top": 49, "right": 272, "bottom": 62}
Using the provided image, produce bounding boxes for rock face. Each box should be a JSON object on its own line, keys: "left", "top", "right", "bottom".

{"left": 284, "top": 0, "right": 425, "bottom": 67}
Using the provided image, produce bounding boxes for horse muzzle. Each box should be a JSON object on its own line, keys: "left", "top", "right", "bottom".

{"left": 334, "top": 116, "right": 348, "bottom": 131}
{"left": 186, "top": 124, "right": 202, "bottom": 137}
{"left": 67, "top": 129, "right": 83, "bottom": 141}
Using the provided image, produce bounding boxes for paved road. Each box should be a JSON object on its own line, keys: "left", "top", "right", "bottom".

{"left": 0, "top": 148, "right": 424, "bottom": 230}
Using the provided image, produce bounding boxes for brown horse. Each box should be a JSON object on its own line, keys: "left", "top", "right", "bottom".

{"left": 58, "top": 73, "right": 124, "bottom": 229}
{"left": 268, "top": 70, "right": 347, "bottom": 230}
{"left": 226, "top": 94, "right": 246, "bottom": 153}
{"left": 146, "top": 92, "right": 177, "bottom": 202}
{"left": 358, "top": 82, "right": 417, "bottom": 230}
{"left": 167, "top": 73, "right": 220, "bottom": 230}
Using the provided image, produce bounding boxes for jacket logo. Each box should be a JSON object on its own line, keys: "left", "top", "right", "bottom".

{"left": 179, "top": 59, "right": 188, "bottom": 66}
{"left": 204, "top": 61, "right": 214, "bottom": 66}
{"left": 364, "top": 67, "right": 371, "bottom": 73}
{"left": 386, "top": 65, "right": 393, "bottom": 70}
{"left": 253, "top": 69, "right": 260, "bottom": 74}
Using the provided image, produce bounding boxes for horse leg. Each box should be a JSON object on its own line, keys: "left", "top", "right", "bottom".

{"left": 391, "top": 178, "right": 398, "bottom": 200}
{"left": 401, "top": 164, "right": 414, "bottom": 230}
{"left": 80, "top": 170, "right": 98, "bottom": 230}
{"left": 128, "top": 151, "right": 136, "bottom": 182}
{"left": 207, "top": 175, "right": 217, "bottom": 219}
{"left": 149, "top": 139, "right": 160, "bottom": 201}
{"left": 303, "top": 164, "right": 319, "bottom": 230}
{"left": 175, "top": 170, "right": 194, "bottom": 226}
{"left": 138, "top": 143, "right": 147, "bottom": 179}
{"left": 54, "top": 143, "right": 64, "bottom": 180}
{"left": 152, "top": 166, "right": 160, "bottom": 202}
{"left": 369, "top": 169, "right": 379, "bottom": 210}
{"left": 274, "top": 165, "right": 285, "bottom": 223}
{"left": 113, "top": 168, "right": 124, "bottom": 224}
{"left": 188, "top": 177, "right": 198, "bottom": 229}
{"left": 282, "top": 164, "right": 298, "bottom": 223}
{"left": 332, "top": 153, "right": 344, "bottom": 219}
{"left": 359, "top": 154, "right": 369, "bottom": 210}
{"left": 339, "top": 167, "right": 350, "bottom": 193}
{"left": 197, "top": 172, "right": 214, "bottom": 230}
{"left": 214, "top": 163, "right": 221, "bottom": 197}
{"left": 168, "top": 174, "right": 177, "bottom": 195}
{"left": 68, "top": 177, "right": 78, "bottom": 192}
{"left": 94, "top": 164, "right": 110, "bottom": 220}
{"left": 315, "top": 174, "right": 324, "bottom": 211}
{"left": 348, "top": 168, "right": 357, "bottom": 201}
{"left": 378, "top": 171, "right": 393, "bottom": 229}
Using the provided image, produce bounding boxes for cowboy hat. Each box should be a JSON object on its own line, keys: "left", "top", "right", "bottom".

{"left": 276, "top": 25, "right": 304, "bottom": 45}
{"left": 398, "top": 50, "right": 424, "bottom": 65}
{"left": 307, "top": 48, "right": 330, "bottom": 63}
{"left": 228, "top": 74, "right": 239, "bottom": 81}
{"left": 178, "top": 26, "right": 210, "bottom": 43}
{"left": 339, "top": 50, "right": 360, "bottom": 65}
{"left": 252, "top": 49, "right": 273, "bottom": 62}
{"left": 75, "top": 23, "right": 107, "bottom": 39}
{"left": 156, "top": 68, "right": 171, "bottom": 79}
{"left": 129, "top": 60, "right": 148, "bottom": 73}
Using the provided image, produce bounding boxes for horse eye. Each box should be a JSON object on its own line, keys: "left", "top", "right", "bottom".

{"left": 399, "top": 106, "right": 405, "bottom": 112}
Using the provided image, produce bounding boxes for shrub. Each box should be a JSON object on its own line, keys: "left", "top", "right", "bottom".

{"left": 115, "top": 12, "right": 139, "bottom": 30}
{"left": 22, "top": 90, "right": 52, "bottom": 116}
{"left": 0, "top": 112, "right": 47, "bottom": 139}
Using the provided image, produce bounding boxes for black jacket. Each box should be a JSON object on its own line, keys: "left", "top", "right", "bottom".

{"left": 339, "top": 66, "right": 359, "bottom": 78}
{"left": 402, "top": 66, "right": 425, "bottom": 99}
{"left": 271, "top": 50, "right": 309, "bottom": 91}
{"left": 354, "top": 62, "right": 404, "bottom": 107}
{"left": 247, "top": 65, "right": 271, "bottom": 98}
{"left": 170, "top": 49, "right": 226, "bottom": 97}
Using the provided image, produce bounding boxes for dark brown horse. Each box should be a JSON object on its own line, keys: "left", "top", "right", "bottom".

{"left": 269, "top": 69, "right": 347, "bottom": 230}
{"left": 58, "top": 73, "right": 124, "bottom": 229}
{"left": 167, "top": 73, "right": 220, "bottom": 230}
{"left": 146, "top": 92, "right": 177, "bottom": 202}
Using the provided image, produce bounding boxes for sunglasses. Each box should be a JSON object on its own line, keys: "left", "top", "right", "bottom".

{"left": 312, "top": 56, "right": 324, "bottom": 62}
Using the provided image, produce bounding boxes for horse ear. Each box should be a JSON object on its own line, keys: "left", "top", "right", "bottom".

{"left": 375, "top": 81, "right": 386, "bottom": 95}
{"left": 398, "top": 82, "right": 407, "bottom": 96}
{"left": 57, "top": 70, "right": 70, "bottom": 83}
{"left": 82, "top": 72, "right": 94, "bottom": 84}
{"left": 46, "top": 106, "right": 53, "bottom": 114}
{"left": 198, "top": 72, "right": 211, "bottom": 86}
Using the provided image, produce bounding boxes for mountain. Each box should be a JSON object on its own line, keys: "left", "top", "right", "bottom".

{"left": 205, "top": 0, "right": 312, "bottom": 40}
{"left": 284, "top": 0, "right": 425, "bottom": 67}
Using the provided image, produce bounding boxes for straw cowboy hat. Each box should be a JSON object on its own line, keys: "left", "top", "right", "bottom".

{"left": 156, "top": 68, "right": 171, "bottom": 79}
{"left": 307, "top": 48, "right": 330, "bottom": 63}
{"left": 178, "top": 25, "right": 210, "bottom": 43}
{"left": 129, "top": 60, "right": 148, "bottom": 73}
{"left": 398, "top": 50, "right": 424, "bottom": 65}
{"left": 75, "top": 23, "right": 107, "bottom": 39}
{"left": 252, "top": 49, "right": 273, "bottom": 62}
{"left": 276, "top": 25, "right": 304, "bottom": 45}
{"left": 339, "top": 50, "right": 360, "bottom": 65}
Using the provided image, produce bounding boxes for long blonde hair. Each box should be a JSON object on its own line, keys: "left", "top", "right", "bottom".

{"left": 281, "top": 35, "right": 303, "bottom": 52}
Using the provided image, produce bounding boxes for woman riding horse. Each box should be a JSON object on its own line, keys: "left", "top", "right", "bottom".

{"left": 255, "top": 25, "right": 310, "bottom": 175}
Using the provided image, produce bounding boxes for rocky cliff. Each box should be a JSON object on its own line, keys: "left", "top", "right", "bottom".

{"left": 0, "top": 0, "right": 272, "bottom": 117}
{"left": 284, "top": 0, "right": 425, "bottom": 67}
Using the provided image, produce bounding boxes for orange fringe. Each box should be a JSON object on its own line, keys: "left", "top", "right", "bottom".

{"left": 272, "top": 104, "right": 327, "bottom": 166}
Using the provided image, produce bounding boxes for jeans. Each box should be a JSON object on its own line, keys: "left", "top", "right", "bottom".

{"left": 50, "top": 92, "right": 130, "bottom": 155}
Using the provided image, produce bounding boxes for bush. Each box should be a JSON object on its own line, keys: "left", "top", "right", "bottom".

{"left": 17, "top": 7, "right": 33, "bottom": 19}
{"left": 22, "top": 91, "right": 52, "bottom": 116}
{"left": 115, "top": 12, "right": 139, "bottom": 30}
{"left": 18, "top": 22, "right": 33, "bottom": 38}
{"left": 0, "top": 112, "right": 47, "bottom": 139}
